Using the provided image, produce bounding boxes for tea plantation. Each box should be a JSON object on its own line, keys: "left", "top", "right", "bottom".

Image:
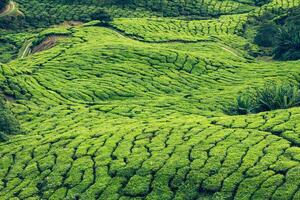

{"left": 0, "top": 0, "right": 300, "bottom": 199}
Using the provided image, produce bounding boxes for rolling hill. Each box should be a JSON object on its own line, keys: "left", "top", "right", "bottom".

{"left": 0, "top": 0, "right": 300, "bottom": 199}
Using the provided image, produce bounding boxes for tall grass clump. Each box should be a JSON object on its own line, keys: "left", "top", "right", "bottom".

{"left": 228, "top": 81, "right": 300, "bottom": 115}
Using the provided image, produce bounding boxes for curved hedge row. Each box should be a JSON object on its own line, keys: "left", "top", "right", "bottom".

{"left": 1, "top": 0, "right": 297, "bottom": 29}
{"left": 12, "top": 0, "right": 256, "bottom": 28}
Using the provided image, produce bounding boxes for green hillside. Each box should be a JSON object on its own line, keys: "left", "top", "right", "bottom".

{"left": 0, "top": 0, "right": 300, "bottom": 199}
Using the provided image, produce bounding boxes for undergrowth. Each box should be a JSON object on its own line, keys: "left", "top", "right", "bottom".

{"left": 0, "top": 96, "right": 20, "bottom": 141}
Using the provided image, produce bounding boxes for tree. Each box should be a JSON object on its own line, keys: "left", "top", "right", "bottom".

{"left": 114, "top": 0, "right": 134, "bottom": 6}
{"left": 273, "top": 26, "right": 300, "bottom": 60}
{"left": 273, "top": 7, "right": 300, "bottom": 60}
{"left": 254, "top": 22, "right": 279, "bottom": 47}
{"left": 252, "top": 6, "right": 300, "bottom": 60}
{"left": 0, "top": 0, "right": 9, "bottom": 10}
{"left": 91, "top": 9, "right": 112, "bottom": 25}
{"left": 254, "top": 0, "right": 271, "bottom": 6}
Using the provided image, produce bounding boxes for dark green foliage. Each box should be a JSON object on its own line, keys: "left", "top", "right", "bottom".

{"left": 285, "top": 7, "right": 300, "bottom": 28}
{"left": 0, "top": 34, "right": 25, "bottom": 63}
{"left": 0, "top": 131, "right": 8, "bottom": 141}
{"left": 0, "top": 96, "right": 20, "bottom": 141}
{"left": 0, "top": 41, "right": 16, "bottom": 63}
{"left": 253, "top": 7, "right": 300, "bottom": 60}
{"left": 0, "top": 0, "right": 9, "bottom": 10}
{"left": 254, "top": 22, "right": 279, "bottom": 47}
{"left": 273, "top": 26, "right": 300, "bottom": 60}
{"left": 91, "top": 9, "right": 112, "bottom": 25}
{"left": 253, "top": 0, "right": 271, "bottom": 6}
{"left": 256, "top": 81, "right": 300, "bottom": 110}
{"left": 229, "top": 81, "right": 300, "bottom": 114}
{"left": 273, "top": 7, "right": 300, "bottom": 60}
{"left": 114, "top": 0, "right": 134, "bottom": 6}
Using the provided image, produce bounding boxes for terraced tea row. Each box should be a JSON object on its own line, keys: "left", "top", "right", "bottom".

{"left": 8, "top": 0, "right": 300, "bottom": 28}
{"left": 1, "top": 107, "right": 300, "bottom": 199}
{"left": 111, "top": 15, "right": 248, "bottom": 42}
{"left": 252, "top": 0, "right": 300, "bottom": 15}
{"left": 0, "top": 25, "right": 300, "bottom": 199}
{"left": 4, "top": 27, "right": 298, "bottom": 107}
{"left": 111, "top": 0, "right": 256, "bottom": 16}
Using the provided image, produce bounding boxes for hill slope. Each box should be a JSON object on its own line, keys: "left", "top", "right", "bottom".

{"left": 0, "top": 0, "right": 300, "bottom": 200}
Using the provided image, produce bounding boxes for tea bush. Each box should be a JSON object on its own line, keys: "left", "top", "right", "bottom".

{"left": 0, "top": 0, "right": 300, "bottom": 199}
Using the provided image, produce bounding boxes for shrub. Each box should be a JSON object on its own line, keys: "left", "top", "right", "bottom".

{"left": 256, "top": 81, "right": 300, "bottom": 110}
{"left": 91, "top": 9, "right": 112, "bottom": 25}
{"left": 0, "top": 131, "right": 8, "bottom": 141}
{"left": 229, "top": 81, "right": 300, "bottom": 115}
{"left": 232, "top": 92, "right": 258, "bottom": 115}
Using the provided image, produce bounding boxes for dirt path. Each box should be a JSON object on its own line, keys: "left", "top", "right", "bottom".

{"left": 0, "top": 1, "right": 16, "bottom": 18}
{"left": 107, "top": 26, "right": 247, "bottom": 60}
{"left": 107, "top": 26, "right": 215, "bottom": 44}
{"left": 220, "top": 45, "right": 244, "bottom": 60}
{"left": 18, "top": 40, "right": 33, "bottom": 59}
{"left": 18, "top": 35, "right": 68, "bottom": 59}
{"left": 32, "top": 36, "right": 67, "bottom": 54}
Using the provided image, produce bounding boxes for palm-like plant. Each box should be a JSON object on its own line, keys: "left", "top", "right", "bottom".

{"left": 232, "top": 92, "right": 258, "bottom": 114}
{"left": 256, "top": 81, "right": 300, "bottom": 111}
{"left": 229, "top": 81, "right": 300, "bottom": 115}
{"left": 274, "top": 23, "right": 300, "bottom": 60}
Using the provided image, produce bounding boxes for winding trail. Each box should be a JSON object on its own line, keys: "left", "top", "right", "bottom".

{"left": 107, "top": 25, "right": 216, "bottom": 44}
{"left": 18, "top": 40, "right": 33, "bottom": 59}
{"left": 0, "top": 1, "right": 17, "bottom": 18}
{"left": 220, "top": 45, "right": 244, "bottom": 59}
{"left": 106, "top": 26, "right": 247, "bottom": 61}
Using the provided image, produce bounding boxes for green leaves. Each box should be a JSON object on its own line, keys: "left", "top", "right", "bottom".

{"left": 256, "top": 81, "right": 300, "bottom": 110}
{"left": 230, "top": 81, "right": 300, "bottom": 115}
{"left": 252, "top": 6, "right": 300, "bottom": 60}
{"left": 0, "top": 96, "right": 20, "bottom": 141}
{"left": 235, "top": 92, "right": 258, "bottom": 114}
{"left": 274, "top": 25, "right": 300, "bottom": 60}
